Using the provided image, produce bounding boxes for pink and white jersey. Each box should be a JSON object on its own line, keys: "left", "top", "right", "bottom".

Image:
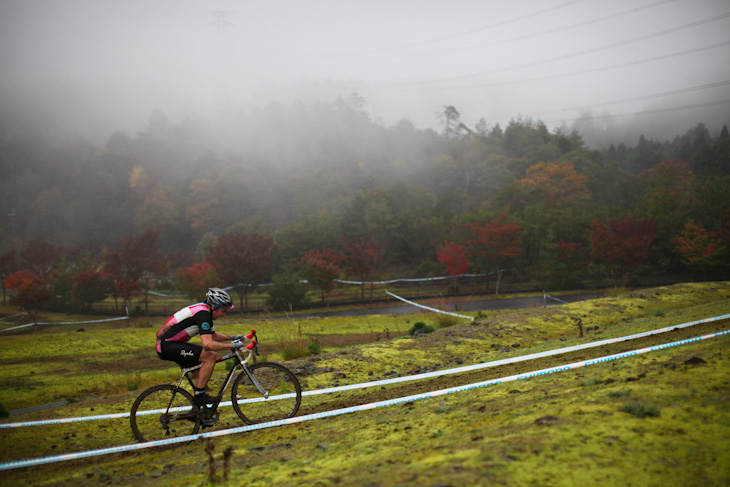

{"left": 156, "top": 303, "right": 215, "bottom": 349}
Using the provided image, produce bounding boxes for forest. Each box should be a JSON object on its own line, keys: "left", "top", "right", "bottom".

{"left": 1, "top": 97, "right": 729, "bottom": 313}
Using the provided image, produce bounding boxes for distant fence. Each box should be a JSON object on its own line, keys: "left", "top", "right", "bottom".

{"left": 84, "top": 273, "right": 501, "bottom": 316}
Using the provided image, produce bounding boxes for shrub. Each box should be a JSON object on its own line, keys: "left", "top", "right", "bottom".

{"left": 307, "top": 340, "right": 322, "bottom": 355}
{"left": 432, "top": 312, "right": 460, "bottom": 328}
{"left": 409, "top": 321, "right": 435, "bottom": 335}
{"left": 607, "top": 390, "right": 631, "bottom": 398}
{"left": 621, "top": 402, "right": 660, "bottom": 418}
{"left": 267, "top": 275, "right": 309, "bottom": 311}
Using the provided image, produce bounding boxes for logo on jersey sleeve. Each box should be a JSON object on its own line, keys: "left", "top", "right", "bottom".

{"left": 201, "top": 322, "right": 211, "bottom": 331}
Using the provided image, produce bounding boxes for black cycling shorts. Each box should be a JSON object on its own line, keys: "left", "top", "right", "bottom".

{"left": 157, "top": 340, "right": 203, "bottom": 368}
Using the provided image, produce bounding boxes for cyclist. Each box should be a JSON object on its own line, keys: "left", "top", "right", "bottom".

{"left": 156, "top": 287, "right": 247, "bottom": 406}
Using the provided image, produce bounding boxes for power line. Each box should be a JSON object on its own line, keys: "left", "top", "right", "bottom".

{"left": 359, "top": 0, "right": 676, "bottom": 60}
{"left": 398, "top": 41, "right": 730, "bottom": 91}
{"left": 549, "top": 80, "right": 730, "bottom": 113}
{"left": 320, "top": 0, "right": 588, "bottom": 57}
{"left": 385, "top": 11, "right": 730, "bottom": 87}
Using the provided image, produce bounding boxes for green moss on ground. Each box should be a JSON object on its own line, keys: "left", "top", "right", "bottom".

{"left": 0, "top": 282, "right": 728, "bottom": 486}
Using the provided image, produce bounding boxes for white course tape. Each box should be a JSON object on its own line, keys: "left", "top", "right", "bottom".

{"left": 545, "top": 293, "right": 570, "bottom": 305}
{"left": 386, "top": 290, "right": 473, "bottom": 319}
{"left": 0, "top": 312, "right": 28, "bottom": 322}
{"left": 335, "top": 273, "right": 494, "bottom": 286}
{"left": 3, "top": 312, "right": 729, "bottom": 429}
{"left": 1, "top": 328, "right": 727, "bottom": 471}
{"left": 0, "top": 316, "right": 129, "bottom": 332}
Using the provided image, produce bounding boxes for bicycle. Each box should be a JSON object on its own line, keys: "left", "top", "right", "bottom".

{"left": 130, "top": 330, "right": 302, "bottom": 449}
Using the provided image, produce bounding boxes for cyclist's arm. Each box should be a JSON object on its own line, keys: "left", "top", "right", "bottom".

{"left": 200, "top": 333, "right": 237, "bottom": 351}
{"left": 211, "top": 331, "right": 233, "bottom": 342}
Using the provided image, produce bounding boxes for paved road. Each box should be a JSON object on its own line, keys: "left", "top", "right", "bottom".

{"left": 290, "top": 293, "right": 604, "bottom": 318}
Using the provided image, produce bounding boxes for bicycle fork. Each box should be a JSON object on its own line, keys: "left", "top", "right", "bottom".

{"left": 242, "top": 366, "right": 270, "bottom": 399}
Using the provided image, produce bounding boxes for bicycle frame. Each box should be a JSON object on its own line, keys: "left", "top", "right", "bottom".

{"left": 170, "top": 334, "right": 267, "bottom": 413}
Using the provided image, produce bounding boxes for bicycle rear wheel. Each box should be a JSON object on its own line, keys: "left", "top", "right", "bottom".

{"left": 231, "top": 362, "right": 302, "bottom": 424}
{"left": 130, "top": 384, "right": 200, "bottom": 450}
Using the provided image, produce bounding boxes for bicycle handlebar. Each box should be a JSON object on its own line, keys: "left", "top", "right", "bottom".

{"left": 232, "top": 329, "right": 258, "bottom": 363}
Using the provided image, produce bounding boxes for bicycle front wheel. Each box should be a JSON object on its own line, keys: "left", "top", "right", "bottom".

{"left": 130, "top": 384, "right": 200, "bottom": 450}
{"left": 231, "top": 362, "right": 302, "bottom": 424}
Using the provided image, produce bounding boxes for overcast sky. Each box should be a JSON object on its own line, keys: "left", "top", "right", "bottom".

{"left": 1, "top": 0, "right": 729, "bottom": 141}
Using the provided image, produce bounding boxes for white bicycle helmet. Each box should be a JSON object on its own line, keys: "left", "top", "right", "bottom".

{"left": 206, "top": 287, "right": 234, "bottom": 309}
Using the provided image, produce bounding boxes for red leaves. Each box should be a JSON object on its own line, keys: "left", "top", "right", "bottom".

{"left": 437, "top": 241, "right": 469, "bottom": 276}
{"left": 300, "top": 248, "right": 341, "bottom": 296}
{"left": 674, "top": 219, "right": 728, "bottom": 269}
{"left": 175, "top": 262, "right": 220, "bottom": 301}
{"left": 71, "top": 269, "right": 110, "bottom": 309}
{"left": 588, "top": 217, "right": 657, "bottom": 282}
{"left": 208, "top": 233, "right": 278, "bottom": 307}
{"left": 339, "top": 235, "right": 383, "bottom": 280}
{"left": 5, "top": 270, "right": 38, "bottom": 290}
{"left": 467, "top": 213, "right": 523, "bottom": 263}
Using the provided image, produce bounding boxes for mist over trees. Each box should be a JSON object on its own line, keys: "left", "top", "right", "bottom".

{"left": 1, "top": 95, "right": 729, "bottom": 306}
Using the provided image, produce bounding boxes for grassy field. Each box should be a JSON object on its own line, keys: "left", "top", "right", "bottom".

{"left": 0, "top": 282, "right": 729, "bottom": 486}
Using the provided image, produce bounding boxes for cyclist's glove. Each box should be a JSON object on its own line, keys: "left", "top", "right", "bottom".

{"left": 232, "top": 334, "right": 245, "bottom": 341}
{"left": 232, "top": 340, "right": 245, "bottom": 350}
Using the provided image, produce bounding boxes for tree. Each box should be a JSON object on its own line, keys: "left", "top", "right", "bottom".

{"left": 267, "top": 275, "right": 309, "bottom": 311}
{"left": 299, "top": 248, "right": 341, "bottom": 304}
{"left": 0, "top": 250, "right": 18, "bottom": 305}
{"left": 437, "top": 241, "right": 469, "bottom": 295}
{"left": 437, "top": 241, "right": 469, "bottom": 275}
{"left": 545, "top": 240, "right": 589, "bottom": 289}
{"left": 438, "top": 105, "right": 468, "bottom": 138}
{"left": 674, "top": 220, "right": 728, "bottom": 280}
{"left": 588, "top": 217, "right": 657, "bottom": 285}
{"left": 175, "top": 262, "right": 221, "bottom": 301}
{"left": 639, "top": 160, "right": 694, "bottom": 247}
{"left": 71, "top": 269, "right": 110, "bottom": 310}
{"left": 5, "top": 270, "right": 50, "bottom": 323}
{"left": 208, "top": 233, "right": 277, "bottom": 310}
{"left": 466, "top": 213, "right": 522, "bottom": 293}
{"left": 340, "top": 234, "right": 383, "bottom": 301}
{"left": 514, "top": 161, "right": 591, "bottom": 263}
{"left": 101, "top": 230, "right": 166, "bottom": 312}
{"left": 20, "top": 238, "right": 59, "bottom": 278}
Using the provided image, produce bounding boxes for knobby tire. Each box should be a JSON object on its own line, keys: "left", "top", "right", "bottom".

{"left": 130, "top": 384, "right": 200, "bottom": 450}
{"left": 231, "top": 362, "right": 302, "bottom": 424}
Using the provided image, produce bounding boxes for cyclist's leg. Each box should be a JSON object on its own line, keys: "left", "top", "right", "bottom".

{"left": 158, "top": 340, "right": 204, "bottom": 368}
{"left": 195, "top": 349, "right": 217, "bottom": 390}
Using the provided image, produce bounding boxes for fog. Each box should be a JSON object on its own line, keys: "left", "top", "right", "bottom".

{"left": 1, "top": 0, "right": 729, "bottom": 146}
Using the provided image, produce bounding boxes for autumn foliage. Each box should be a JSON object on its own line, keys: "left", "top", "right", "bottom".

{"left": 299, "top": 248, "right": 341, "bottom": 304}
{"left": 466, "top": 213, "right": 522, "bottom": 290}
{"left": 175, "top": 262, "right": 220, "bottom": 301}
{"left": 208, "top": 233, "right": 277, "bottom": 309}
{"left": 437, "top": 241, "right": 469, "bottom": 276}
{"left": 340, "top": 235, "right": 383, "bottom": 300}
{"left": 5, "top": 270, "right": 50, "bottom": 319}
{"left": 588, "top": 217, "right": 658, "bottom": 284}
{"left": 71, "top": 269, "right": 110, "bottom": 310}
{"left": 674, "top": 220, "right": 728, "bottom": 275}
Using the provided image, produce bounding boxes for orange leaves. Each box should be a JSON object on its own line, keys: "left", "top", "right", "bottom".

{"left": 517, "top": 161, "right": 590, "bottom": 209}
